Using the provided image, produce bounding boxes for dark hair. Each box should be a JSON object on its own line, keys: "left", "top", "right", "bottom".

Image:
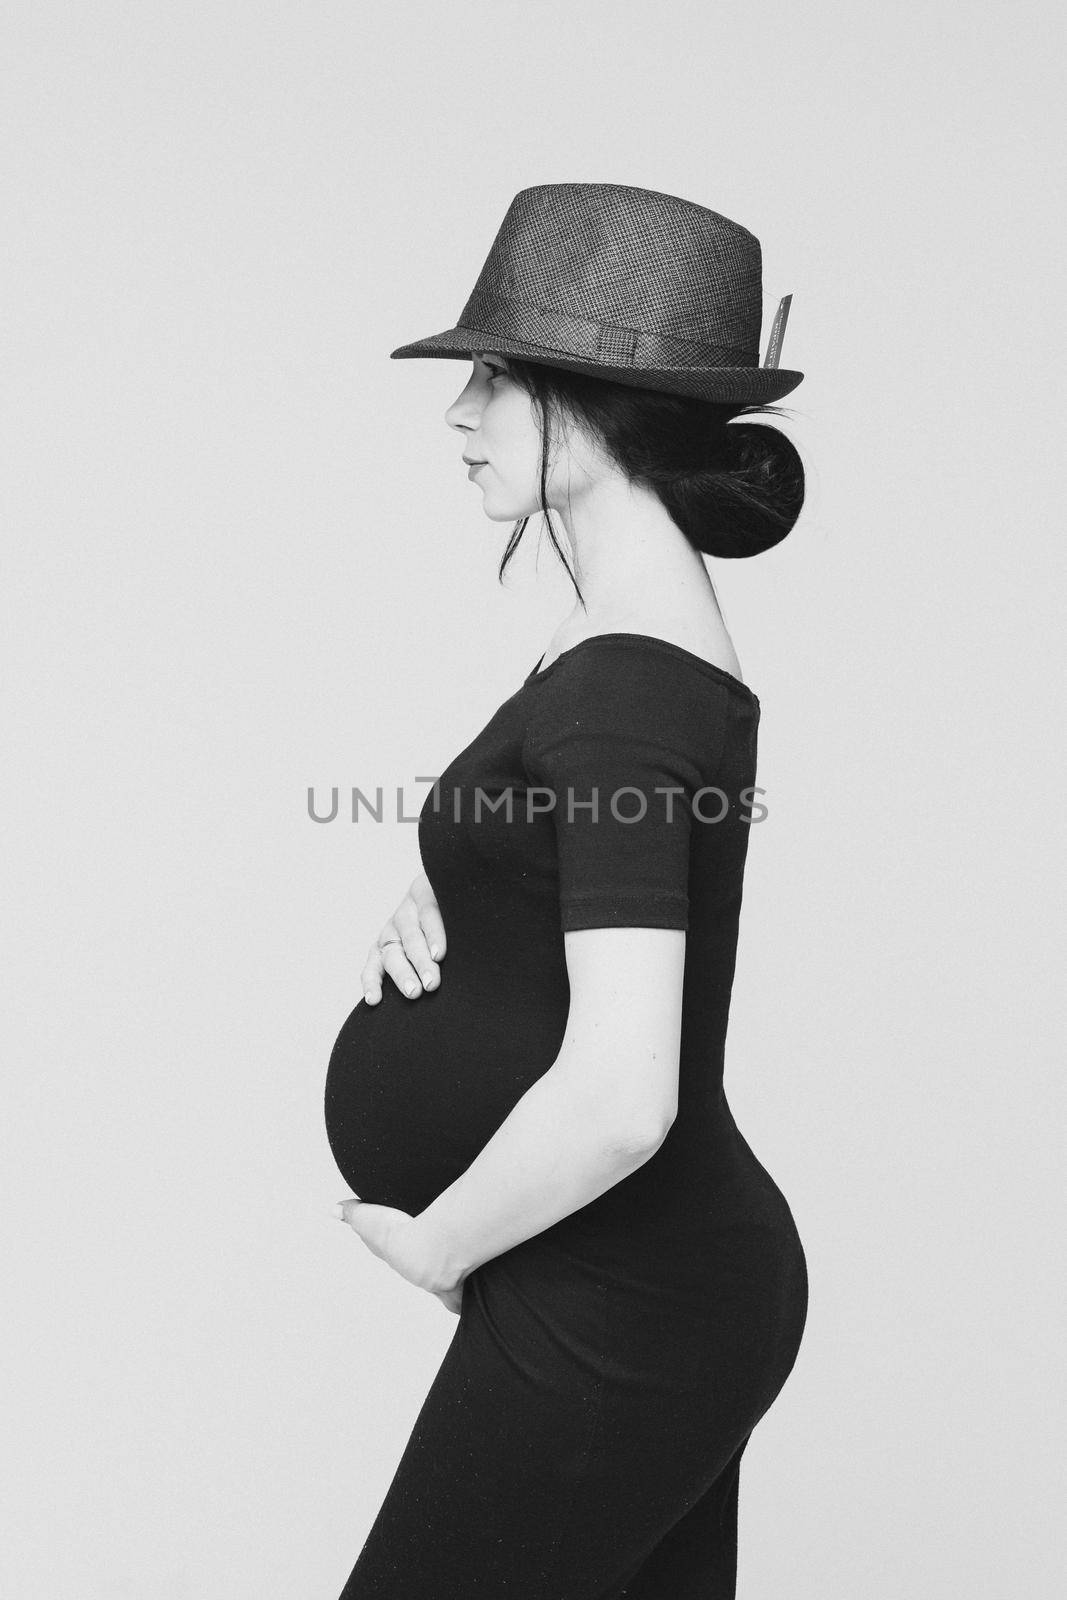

{"left": 497, "top": 356, "right": 805, "bottom": 606}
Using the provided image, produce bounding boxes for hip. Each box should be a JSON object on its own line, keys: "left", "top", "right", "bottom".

{"left": 460, "top": 1203, "right": 808, "bottom": 1432}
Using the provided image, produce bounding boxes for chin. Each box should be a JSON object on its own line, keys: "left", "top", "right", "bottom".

{"left": 480, "top": 498, "right": 533, "bottom": 523}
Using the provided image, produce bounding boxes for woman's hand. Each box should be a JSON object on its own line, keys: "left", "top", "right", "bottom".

{"left": 333, "top": 1196, "right": 466, "bottom": 1309}
{"left": 361, "top": 871, "right": 446, "bottom": 1004}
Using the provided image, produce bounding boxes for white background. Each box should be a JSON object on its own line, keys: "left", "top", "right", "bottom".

{"left": 3, "top": 3, "right": 1063, "bottom": 1596}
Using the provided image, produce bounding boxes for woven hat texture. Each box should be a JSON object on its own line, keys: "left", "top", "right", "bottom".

{"left": 390, "top": 182, "right": 803, "bottom": 403}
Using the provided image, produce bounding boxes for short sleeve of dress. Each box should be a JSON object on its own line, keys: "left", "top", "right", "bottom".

{"left": 522, "top": 644, "right": 727, "bottom": 932}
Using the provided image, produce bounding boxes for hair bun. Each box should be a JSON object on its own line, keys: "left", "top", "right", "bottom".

{"left": 678, "top": 418, "right": 804, "bottom": 558}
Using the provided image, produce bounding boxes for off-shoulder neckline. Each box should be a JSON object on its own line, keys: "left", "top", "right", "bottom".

{"left": 524, "top": 632, "right": 760, "bottom": 707}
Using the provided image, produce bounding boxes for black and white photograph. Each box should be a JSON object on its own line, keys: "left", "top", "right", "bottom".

{"left": 3, "top": 4, "right": 1061, "bottom": 1597}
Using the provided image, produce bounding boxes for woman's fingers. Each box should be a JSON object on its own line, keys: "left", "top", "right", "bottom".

{"left": 359, "top": 877, "right": 448, "bottom": 1004}
{"left": 360, "top": 931, "right": 419, "bottom": 1003}
{"left": 433, "top": 1284, "right": 464, "bottom": 1315}
{"left": 389, "top": 898, "right": 441, "bottom": 996}
{"left": 360, "top": 941, "right": 388, "bottom": 1004}
{"left": 385, "top": 879, "right": 447, "bottom": 996}
{"left": 360, "top": 916, "right": 407, "bottom": 1004}
{"left": 409, "top": 873, "right": 447, "bottom": 964}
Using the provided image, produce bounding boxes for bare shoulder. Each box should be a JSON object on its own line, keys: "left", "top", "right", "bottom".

{"left": 540, "top": 604, "right": 746, "bottom": 685}
{"left": 618, "top": 612, "right": 744, "bottom": 682}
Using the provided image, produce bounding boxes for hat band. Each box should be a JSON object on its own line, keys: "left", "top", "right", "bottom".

{"left": 458, "top": 289, "right": 759, "bottom": 372}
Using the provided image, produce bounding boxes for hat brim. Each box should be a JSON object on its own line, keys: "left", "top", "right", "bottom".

{"left": 389, "top": 325, "right": 803, "bottom": 403}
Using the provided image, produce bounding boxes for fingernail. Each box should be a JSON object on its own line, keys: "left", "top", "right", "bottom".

{"left": 404, "top": 981, "right": 416, "bottom": 996}
{"left": 430, "top": 944, "right": 441, "bottom": 959}
{"left": 332, "top": 1203, "right": 345, "bottom": 1219}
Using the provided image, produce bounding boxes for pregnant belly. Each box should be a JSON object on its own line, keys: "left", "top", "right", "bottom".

{"left": 324, "top": 978, "right": 566, "bottom": 1215}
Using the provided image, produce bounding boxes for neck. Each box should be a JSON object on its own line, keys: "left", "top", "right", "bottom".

{"left": 551, "top": 469, "right": 717, "bottom": 629}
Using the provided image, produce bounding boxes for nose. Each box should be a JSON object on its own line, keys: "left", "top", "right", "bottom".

{"left": 444, "top": 365, "right": 483, "bottom": 433}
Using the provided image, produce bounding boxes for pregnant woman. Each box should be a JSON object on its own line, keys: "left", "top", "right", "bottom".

{"left": 324, "top": 182, "right": 809, "bottom": 1598}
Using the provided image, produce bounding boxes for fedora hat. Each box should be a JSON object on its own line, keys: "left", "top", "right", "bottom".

{"left": 390, "top": 182, "right": 803, "bottom": 404}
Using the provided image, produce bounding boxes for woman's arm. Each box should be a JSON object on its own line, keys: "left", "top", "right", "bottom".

{"left": 406, "top": 924, "right": 686, "bottom": 1289}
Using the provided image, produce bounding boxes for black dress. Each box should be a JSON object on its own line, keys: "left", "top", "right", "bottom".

{"left": 324, "top": 632, "right": 808, "bottom": 1599}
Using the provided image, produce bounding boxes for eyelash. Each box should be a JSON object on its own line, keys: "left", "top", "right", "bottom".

{"left": 483, "top": 362, "right": 505, "bottom": 382}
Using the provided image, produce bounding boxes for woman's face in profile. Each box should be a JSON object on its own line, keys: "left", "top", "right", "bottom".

{"left": 445, "top": 352, "right": 595, "bottom": 522}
